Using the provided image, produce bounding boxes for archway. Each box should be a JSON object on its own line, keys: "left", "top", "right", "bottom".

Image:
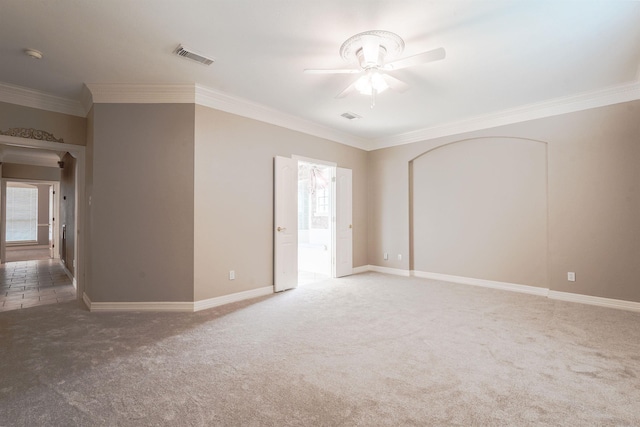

{"left": 409, "top": 136, "right": 548, "bottom": 288}
{"left": 0, "top": 131, "right": 86, "bottom": 304}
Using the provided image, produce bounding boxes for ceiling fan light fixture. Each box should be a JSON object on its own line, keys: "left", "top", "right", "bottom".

{"left": 355, "top": 71, "right": 389, "bottom": 95}
{"left": 305, "top": 30, "right": 444, "bottom": 108}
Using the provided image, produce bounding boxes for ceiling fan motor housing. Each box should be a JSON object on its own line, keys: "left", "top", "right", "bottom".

{"left": 340, "top": 30, "right": 405, "bottom": 69}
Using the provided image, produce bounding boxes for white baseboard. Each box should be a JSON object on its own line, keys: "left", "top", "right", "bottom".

{"left": 82, "top": 292, "right": 91, "bottom": 310}
{"left": 412, "top": 270, "right": 549, "bottom": 297}
{"left": 364, "top": 266, "right": 640, "bottom": 313}
{"left": 85, "top": 298, "right": 194, "bottom": 312}
{"left": 368, "top": 265, "right": 411, "bottom": 277}
{"left": 549, "top": 290, "right": 640, "bottom": 313}
{"left": 352, "top": 265, "right": 370, "bottom": 274}
{"left": 194, "top": 286, "right": 273, "bottom": 312}
{"left": 60, "top": 261, "right": 77, "bottom": 289}
{"left": 82, "top": 286, "right": 274, "bottom": 312}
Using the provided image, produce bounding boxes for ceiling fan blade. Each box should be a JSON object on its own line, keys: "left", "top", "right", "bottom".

{"left": 304, "top": 68, "right": 361, "bottom": 74}
{"left": 383, "top": 47, "right": 446, "bottom": 71}
{"left": 382, "top": 74, "right": 409, "bottom": 93}
{"left": 335, "top": 80, "right": 358, "bottom": 99}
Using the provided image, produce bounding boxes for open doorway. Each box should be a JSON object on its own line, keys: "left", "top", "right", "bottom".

{"left": 0, "top": 136, "right": 85, "bottom": 310}
{"left": 274, "top": 155, "right": 352, "bottom": 292}
{"left": 297, "top": 160, "right": 334, "bottom": 285}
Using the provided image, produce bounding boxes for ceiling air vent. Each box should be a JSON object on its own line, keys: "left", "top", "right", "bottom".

{"left": 341, "top": 112, "right": 362, "bottom": 121}
{"left": 174, "top": 44, "right": 215, "bottom": 66}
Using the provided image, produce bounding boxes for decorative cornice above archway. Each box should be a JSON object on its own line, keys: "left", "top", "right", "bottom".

{"left": 0, "top": 127, "right": 65, "bottom": 143}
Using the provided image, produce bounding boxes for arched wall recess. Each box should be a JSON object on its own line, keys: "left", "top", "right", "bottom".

{"left": 409, "top": 136, "right": 549, "bottom": 289}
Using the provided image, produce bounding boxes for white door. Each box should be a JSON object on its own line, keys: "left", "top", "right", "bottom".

{"left": 274, "top": 156, "right": 298, "bottom": 292}
{"left": 335, "top": 167, "right": 353, "bottom": 277}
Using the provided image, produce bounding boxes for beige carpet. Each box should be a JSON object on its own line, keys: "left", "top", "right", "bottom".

{"left": 1, "top": 272, "right": 639, "bottom": 425}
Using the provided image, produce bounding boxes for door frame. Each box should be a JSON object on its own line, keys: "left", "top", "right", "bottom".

{"left": 275, "top": 155, "right": 353, "bottom": 290}
{"left": 0, "top": 135, "right": 86, "bottom": 302}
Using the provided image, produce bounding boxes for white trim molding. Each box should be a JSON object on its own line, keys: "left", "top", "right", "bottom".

{"left": 83, "top": 297, "right": 194, "bottom": 312}
{"left": 360, "top": 266, "right": 640, "bottom": 313}
{"left": 81, "top": 83, "right": 368, "bottom": 150}
{"left": 368, "top": 265, "right": 412, "bottom": 277}
{"left": 82, "top": 292, "right": 91, "bottom": 310}
{"left": 194, "top": 85, "right": 369, "bottom": 150}
{"left": 3, "top": 77, "right": 640, "bottom": 151}
{"left": 61, "top": 263, "right": 77, "bottom": 290}
{"left": 369, "top": 79, "right": 640, "bottom": 150}
{"left": 194, "top": 286, "right": 273, "bottom": 312}
{"left": 412, "top": 270, "right": 549, "bottom": 297}
{"left": 85, "top": 83, "right": 196, "bottom": 105}
{"left": 0, "top": 82, "right": 85, "bottom": 117}
{"left": 549, "top": 290, "right": 640, "bottom": 313}
{"left": 352, "top": 265, "right": 370, "bottom": 274}
{"left": 81, "top": 286, "right": 274, "bottom": 312}
{"left": 75, "top": 83, "right": 369, "bottom": 149}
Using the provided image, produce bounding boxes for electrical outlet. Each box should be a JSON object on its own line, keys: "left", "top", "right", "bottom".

{"left": 229, "top": 270, "right": 235, "bottom": 280}
{"left": 397, "top": 254, "right": 402, "bottom": 261}
{"left": 384, "top": 252, "right": 388, "bottom": 260}
{"left": 567, "top": 272, "right": 575, "bottom": 282}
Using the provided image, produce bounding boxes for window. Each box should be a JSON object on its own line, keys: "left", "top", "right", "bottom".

{"left": 315, "top": 187, "right": 329, "bottom": 215}
{"left": 6, "top": 185, "right": 38, "bottom": 242}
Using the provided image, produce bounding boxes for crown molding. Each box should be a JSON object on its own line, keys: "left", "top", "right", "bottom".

{"left": 194, "top": 84, "right": 369, "bottom": 150}
{"left": 3, "top": 79, "right": 640, "bottom": 152}
{"left": 369, "top": 79, "right": 640, "bottom": 150}
{"left": 80, "top": 84, "right": 94, "bottom": 115}
{"left": 85, "top": 83, "right": 196, "bottom": 105}
{"left": 81, "top": 83, "right": 368, "bottom": 149}
{"left": 0, "top": 82, "right": 85, "bottom": 117}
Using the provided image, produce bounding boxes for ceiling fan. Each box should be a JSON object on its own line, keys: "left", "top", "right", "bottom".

{"left": 305, "top": 30, "right": 446, "bottom": 107}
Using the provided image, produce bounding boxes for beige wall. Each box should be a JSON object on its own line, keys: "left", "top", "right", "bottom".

{"left": 86, "top": 103, "right": 195, "bottom": 302}
{"left": 6, "top": 95, "right": 637, "bottom": 305}
{"left": 2, "top": 163, "right": 60, "bottom": 181}
{"left": 412, "top": 137, "right": 548, "bottom": 288}
{"left": 0, "top": 102, "right": 86, "bottom": 146}
{"left": 194, "top": 105, "right": 368, "bottom": 300}
{"left": 369, "top": 100, "right": 640, "bottom": 302}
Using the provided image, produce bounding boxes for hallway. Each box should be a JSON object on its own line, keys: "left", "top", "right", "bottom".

{"left": 0, "top": 259, "right": 75, "bottom": 312}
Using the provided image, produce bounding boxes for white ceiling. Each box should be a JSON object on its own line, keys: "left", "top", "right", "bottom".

{"left": 1, "top": 0, "right": 639, "bottom": 148}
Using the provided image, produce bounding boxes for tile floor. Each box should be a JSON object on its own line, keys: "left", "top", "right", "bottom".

{"left": 0, "top": 259, "right": 76, "bottom": 312}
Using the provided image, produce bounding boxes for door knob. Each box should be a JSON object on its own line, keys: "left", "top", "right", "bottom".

{"left": 277, "top": 226, "right": 286, "bottom": 232}
{"left": 349, "top": 224, "right": 353, "bottom": 229}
